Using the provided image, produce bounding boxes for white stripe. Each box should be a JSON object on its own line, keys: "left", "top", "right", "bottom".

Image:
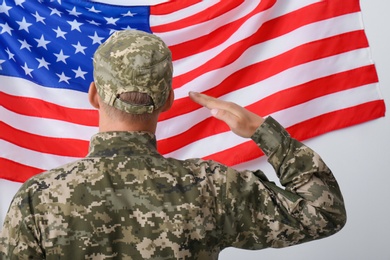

{"left": 0, "top": 139, "right": 80, "bottom": 170}
{"left": 172, "top": 12, "right": 364, "bottom": 87}
{"left": 272, "top": 83, "right": 381, "bottom": 127}
{"left": 0, "top": 76, "right": 93, "bottom": 110}
{"left": 150, "top": 0, "right": 219, "bottom": 26}
{"left": 157, "top": 48, "right": 375, "bottom": 139}
{"left": 0, "top": 106, "right": 98, "bottom": 140}
{"left": 163, "top": 84, "right": 381, "bottom": 159}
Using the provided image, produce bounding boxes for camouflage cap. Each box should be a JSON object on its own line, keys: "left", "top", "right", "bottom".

{"left": 93, "top": 29, "right": 173, "bottom": 114}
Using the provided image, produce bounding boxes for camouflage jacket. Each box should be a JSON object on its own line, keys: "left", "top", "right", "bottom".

{"left": 0, "top": 117, "right": 346, "bottom": 259}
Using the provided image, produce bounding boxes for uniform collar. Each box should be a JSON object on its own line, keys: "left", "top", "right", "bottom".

{"left": 87, "top": 131, "right": 159, "bottom": 157}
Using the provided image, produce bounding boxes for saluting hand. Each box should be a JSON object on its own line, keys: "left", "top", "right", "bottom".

{"left": 189, "top": 92, "right": 265, "bottom": 138}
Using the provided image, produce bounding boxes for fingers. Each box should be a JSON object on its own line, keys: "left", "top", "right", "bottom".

{"left": 189, "top": 91, "right": 222, "bottom": 110}
{"left": 189, "top": 91, "right": 238, "bottom": 113}
{"left": 189, "top": 90, "right": 237, "bottom": 123}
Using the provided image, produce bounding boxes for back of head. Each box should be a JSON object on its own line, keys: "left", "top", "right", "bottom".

{"left": 93, "top": 29, "right": 173, "bottom": 115}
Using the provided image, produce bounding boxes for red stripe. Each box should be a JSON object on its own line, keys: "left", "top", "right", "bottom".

{"left": 151, "top": 1, "right": 245, "bottom": 32}
{"left": 157, "top": 65, "right": 379, "bottom": 155}
{"left": 202, "top": 100, "right": 386, "bottom": 166}
{"left": 288, "top": 100, "right": 386, "bottom": 141}
{"left": 0, "top": 91, "right": 98, "bottom": 127}
{"left": 0, "top": 121, "right": 89, "bottom": 157}
{"left": 159, "top": 30, "right": 370, "bottom": 122}
{"left": 249, "top": 65, "right": 379, "bottom": 116}
{"left": 0, "top": 158, "right": 44, "bottom": 183}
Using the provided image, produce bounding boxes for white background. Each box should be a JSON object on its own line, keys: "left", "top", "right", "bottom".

{"left": 1, "top": 0, "right": 389, "bottom": 259}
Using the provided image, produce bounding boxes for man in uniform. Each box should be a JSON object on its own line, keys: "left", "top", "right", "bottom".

{"left": 0, "top": 29, "right": 346, "bottom": 259}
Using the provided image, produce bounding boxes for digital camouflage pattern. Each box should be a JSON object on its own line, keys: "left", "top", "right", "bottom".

{"left": 93, "top": 29, "right": 173, "bottom": 114}
{"left": 0, "top": 117, "right": 346, "bottom": 259}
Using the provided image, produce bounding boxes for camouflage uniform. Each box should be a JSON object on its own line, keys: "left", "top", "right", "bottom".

{"left": 0, "top": 116, "right": 346, "bottom": 259}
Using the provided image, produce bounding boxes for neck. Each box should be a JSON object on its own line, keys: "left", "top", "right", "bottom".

{"left": 98, "top": 111, "right": 158, "bottom": 134}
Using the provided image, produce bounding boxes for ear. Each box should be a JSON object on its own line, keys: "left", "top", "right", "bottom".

{"left": 88, "top": 82, "right": 100, "bottom": 109}
{"left": 161, "top": 88, "right": 174, "bottom": 112}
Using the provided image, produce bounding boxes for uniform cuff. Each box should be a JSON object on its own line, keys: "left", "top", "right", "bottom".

{"left": 250, "top": 116, "right": 290, "bottom": 157}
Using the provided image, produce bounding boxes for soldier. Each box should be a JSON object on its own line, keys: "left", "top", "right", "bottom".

{"left": 0, "top": 29, "right": 346, "bottom": 259}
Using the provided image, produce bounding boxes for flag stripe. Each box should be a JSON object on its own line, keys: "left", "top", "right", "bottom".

{"left": 0, "top": 158, "right": 43, "bottom": 183}
{"left": 150, "top": 0, "right": 204, "bottom": 16}
{"left": 1, "top": 76, "right": 93, "bottom": 109}
{"left": 0, "top": 91, "right": 98, "bottom": 126}
{"left": 0, "top": 106, "right": 96, "bottom": 140}
{"left": 0, "top": 121, "right": 89, "bottom": 157}
{"left": 0, "top": 139, "right": 78, "bottom": 180}
{"left": 287, "top": 101, "right": 386, "bottom": 140}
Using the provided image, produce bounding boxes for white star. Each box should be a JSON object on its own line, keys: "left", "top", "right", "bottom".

{"left": 56, "top": 72, "right": 71, "bottom": 83}
{"left": 15, "top": 0, "right": 26, "bottom": 6}
{"left": 122, "top": 11, "right": 136, "bottom": 17}
{"left": 72, "top": 66, "right": 87, "bottom": 79}
{"left": 68, "top": 7, "right": 81, "bottom": 17}
{"left": 5, "top": 48, "right": 15, "bottom": 61}
{"left": 49, "top": 7, "right": 62, "bottom": 16}
{"left": 67, "top": 19, "right": 83, "bottom": 32}
{"left": 18, "top": 39, "right": 32, "bottom": 51}
{"left": 21, "top": 62, "right": 33, "bottom": 77}
{"left": 87, "top": 20, "right": 100, "bottom": 26}
{"left": 35, "top": 35, "right": 50, "bottom": 50}
{"left": 53, "top": 26, "right": 67, "bottom": 39}
{"left": 87, "top": 6, "right": 101, "bottom": 13}
{"left": 0, "top": 59, "right": 5, "bottom": 70}
{"left": 0, "top": 2, "right": 12, "bottom": 16}
{"left": 89, "top": 31, "right": 104, "bottom": 45}
{"left": 54, "top": 50, "right": 69, "bottom": 64}
{"left": 104, "top": 17, "right": 119, "bottom": 25}
{"left": 72, "top": 41, "right": 87, "bottom": 54}
{"left": 0, "top": 23, "right": 13, "bottom": 35}
{"left": 32, "top": 11, "right": 46, "bottom": 24}
{"left": 17, "top": 17, "right": 33, "bottom": 33}
{"left": 36, "top": 57, "right": 50, "bottom": 69}
{"left": 122, "top": 25, "right": 135, "bottom": 31}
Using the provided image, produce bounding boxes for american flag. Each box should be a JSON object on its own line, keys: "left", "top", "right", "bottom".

{"left": 0, "top": 0, "right": 386, "bottom": 183}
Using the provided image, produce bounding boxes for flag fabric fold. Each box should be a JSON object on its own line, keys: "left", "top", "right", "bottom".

{"left": 0, "top": 0, "right": 386, "bottom": 183}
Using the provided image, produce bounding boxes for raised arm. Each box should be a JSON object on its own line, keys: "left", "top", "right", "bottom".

{"left": 190, "top": 91, "right": 346, "bottom": 249}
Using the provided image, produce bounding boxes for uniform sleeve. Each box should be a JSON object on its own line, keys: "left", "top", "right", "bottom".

{"left": 220, "top": 116, "right": 346, "bottom": 249}
{"left": 0, "top": 182, "right": 44, "bottom": 259}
